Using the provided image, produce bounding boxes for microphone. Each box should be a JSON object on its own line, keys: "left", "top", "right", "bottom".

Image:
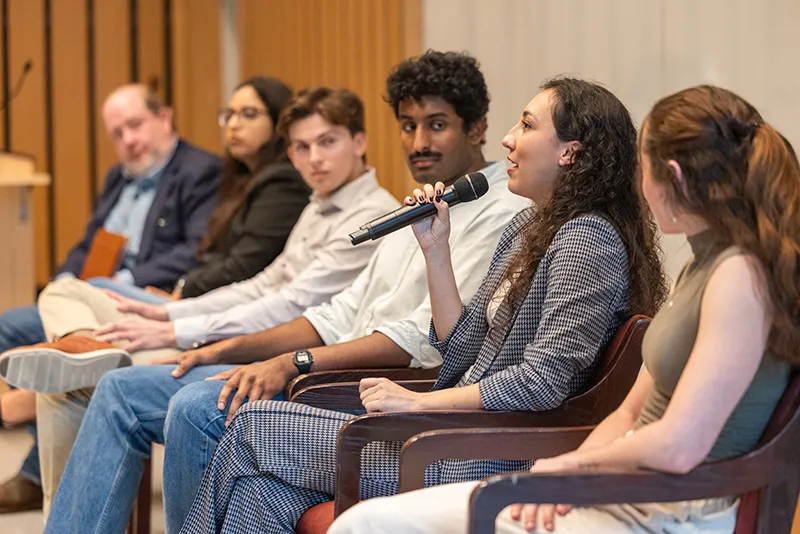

{"left": 349, "top": 172, "right": 489, "bottom": 245}
{"left": 0, "top": 60, "right": 33, "bottom": 113}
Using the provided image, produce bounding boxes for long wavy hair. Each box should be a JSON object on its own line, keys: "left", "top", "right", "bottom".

{"left": 504, "top": 77, "right": 668, "bottom": 317}
{"left": 643, "top": 85, "right": 800, "bottom": 363}
{"left": 198, "top": 76, "right": 294, "bottom": 255}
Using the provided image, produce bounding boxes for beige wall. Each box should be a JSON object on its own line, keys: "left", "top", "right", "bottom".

{"left": 422, "top": 0, "right": 800, "bottom": 281}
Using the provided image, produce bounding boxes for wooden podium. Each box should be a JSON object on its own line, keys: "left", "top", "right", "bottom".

{"left": 0, "top": 152, "right": 50, "bottom": 310}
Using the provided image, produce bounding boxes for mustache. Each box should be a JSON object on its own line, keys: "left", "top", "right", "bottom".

{"left": 409, "top": 150, "right": 442, "bottom": 161}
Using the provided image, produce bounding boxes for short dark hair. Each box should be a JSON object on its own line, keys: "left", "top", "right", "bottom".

{"left": 277, "top": 87, "right": 365, "bottom": 139}
{"left": 385, "top": 50, "right": 490, "bottom": 133}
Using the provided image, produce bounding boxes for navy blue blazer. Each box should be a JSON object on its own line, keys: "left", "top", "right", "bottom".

{"left": 57, "top": 139, "right": 221, "bottom": 289}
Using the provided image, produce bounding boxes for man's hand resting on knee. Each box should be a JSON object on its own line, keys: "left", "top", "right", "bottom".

{"left": 207, "top": 356, "right": 299, "bottom": 425}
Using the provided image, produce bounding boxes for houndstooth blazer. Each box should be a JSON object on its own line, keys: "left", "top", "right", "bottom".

{"left": 430, "top": 206, "right": 630, "bottom": 412}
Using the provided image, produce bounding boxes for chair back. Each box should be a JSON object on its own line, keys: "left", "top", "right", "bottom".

{"left": 734, "top": 369, "right": 800, "bottom": 534}
{"left": 558, "top": 314, "right": 650, "bottom": 424}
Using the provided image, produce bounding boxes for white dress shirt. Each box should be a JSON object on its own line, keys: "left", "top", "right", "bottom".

{"left": 165, "top": 169, "right": 399, "bottom": 349}
{"left": 303, "top": 161, "right": 531, "bottom": 368}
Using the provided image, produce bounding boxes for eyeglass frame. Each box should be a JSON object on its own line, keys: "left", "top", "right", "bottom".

{"left": 218, "top": 106, "right": 270, "bottom": 127}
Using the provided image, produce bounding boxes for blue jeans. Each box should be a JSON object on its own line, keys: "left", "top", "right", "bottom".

{"left": 0, "top": 305, "right": 47, "bottom": 485}
{"left": 0, "top": 277, "right": 167, "bottom": 487}
{"left": 43, "top": 364, "right": 283, "bottom": 534}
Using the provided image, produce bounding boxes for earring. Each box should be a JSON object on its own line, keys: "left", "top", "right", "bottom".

{"left": 671, "top": 215, "right": 678, "bottom": 224}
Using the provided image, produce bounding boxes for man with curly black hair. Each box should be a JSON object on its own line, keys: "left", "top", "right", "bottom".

{"left": 386, "top": 50, "right": 490, "bottom": 187}
{"left": 37, "top": 51, "right": 528, "bottom": 534}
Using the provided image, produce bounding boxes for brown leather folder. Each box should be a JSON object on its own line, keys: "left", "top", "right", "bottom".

{"left": 79, "top": 228, "right": 128, "bottom": 280}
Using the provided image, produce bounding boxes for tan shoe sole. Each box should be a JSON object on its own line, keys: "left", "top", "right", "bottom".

{"left": 0, "top": 347, "right": 132, "bottom": 394}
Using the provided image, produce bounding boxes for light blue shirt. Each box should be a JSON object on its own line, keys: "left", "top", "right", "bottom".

{"left": 103, "top": 143, "right": 177, "bottom": 284}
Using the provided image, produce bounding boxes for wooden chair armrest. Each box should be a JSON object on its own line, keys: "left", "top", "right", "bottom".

{"left": 333, "top": 409, "right": 594, "bottom": 516}
{"left": 284, "top": 367, "right": 440, "bottom": 398}
{"left": 398, "top": 426, "right": 593, "bottom": 493}
{"left": 468, "top": 456, "right": 786, "bottom": 534}
{"left": 290, "top": 380, "right": 436, "bottom": 412}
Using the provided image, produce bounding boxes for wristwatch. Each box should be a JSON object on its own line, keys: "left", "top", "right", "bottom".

{"left": 292, "top": 349, "right": 314, "bottom": 374}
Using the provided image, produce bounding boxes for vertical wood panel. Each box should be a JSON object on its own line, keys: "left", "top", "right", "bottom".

{"left": 136, "top": 0, "right": 166, "bottom": 100}
{"left": 0, "top": 1, "right": 5, "bottom": 151}
{"left": 239, "top": 0, "right": 421, "bottom": 200}
{"left": 93, "top": 0, "right": 131, "bottom": 192}
{"left": 171, "top": 0, "right": 221, "bottom": 153}
{"left": 0, "top": 2, "right": 6, "bottom": 302}
{"left": 51, "top": 0, "right": 91, "bottom": 264}
{"left": 8, "top": 0, "right": 49, "bottom": 288}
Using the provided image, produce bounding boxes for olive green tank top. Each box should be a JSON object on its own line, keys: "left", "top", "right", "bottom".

{"left": 634, "top": 230, "right": 790, "bottom": 461}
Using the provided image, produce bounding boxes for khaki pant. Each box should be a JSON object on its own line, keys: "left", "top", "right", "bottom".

{"left": 36, "top": 277, "right": 179, "bottom": 515}
{"left": 328, "top": 480, "right": 739, "bottom": 534}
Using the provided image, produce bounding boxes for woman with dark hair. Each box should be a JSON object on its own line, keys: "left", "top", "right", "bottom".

{"left": 328, "top": 85, "right": 800, "bottom": 534}
{"left": 176, "top": 76, "right": 666, "bottom": 534}
{"left": 177, "top": 76, "right": 309, "bottom": 298}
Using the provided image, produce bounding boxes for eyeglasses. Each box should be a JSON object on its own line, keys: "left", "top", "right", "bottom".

{"left": 218, "top": 106, "right": 269, "bottom": 127}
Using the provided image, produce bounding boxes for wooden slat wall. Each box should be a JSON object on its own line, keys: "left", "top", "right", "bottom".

{"left": 238, "top": 0, "right": 422, "bottom": 200}
{"left": 7, "top": 0, "right": 49, "bottom": 287}
{"left": 0, "top": 0, "right": 418, "bottom": 296}
{"left": 137, "top": 0, "right": 167, "bottom": 99}
{"left": 0, "top": 0, "right": 220, "bottom": 293}
{"left": 171, "top": 0, "right": 221, "bottom": 154}
{"left": 92, "top": 0, "right": 132, "bottom": 194}
{"left": 51, "top": 0, "right": 92, "bottom": 264}
{"left": 0, "top": 1, "right": 5, "bottom": 151}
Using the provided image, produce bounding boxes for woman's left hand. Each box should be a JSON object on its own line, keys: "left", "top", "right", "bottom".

{"left": 359, "top": 377, "right": 427, "bottom": 413}
{"left": 95, "top": 318, "right": 177, "bottom": 351}
{"left": 508, "top": 456, "right": 576, "bottom": 532}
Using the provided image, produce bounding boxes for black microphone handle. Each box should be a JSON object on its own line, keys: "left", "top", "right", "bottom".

{"left": 350, "top": 187, "right": 462, "bottom": 245}
{"left": 357, "top": 182, "right": 457, "bottom": 230}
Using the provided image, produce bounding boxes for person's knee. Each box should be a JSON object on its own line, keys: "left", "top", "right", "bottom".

{"left": 93, "top": 366, "right": 148, "bottom": 406}
{"left": 165, "top": 380, "right": 224, "bottom": 436}
{"left": 38, "top": 277, "right": 83, "bottom": 304}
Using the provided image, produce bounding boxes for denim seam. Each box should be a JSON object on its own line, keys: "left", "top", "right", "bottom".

{"left": 94, "top": 427, "right": 143, "bottom": 534}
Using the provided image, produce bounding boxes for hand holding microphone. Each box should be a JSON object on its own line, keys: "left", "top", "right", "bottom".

{"left": 405, "top": 182, "right": 452, "bottom": 255}
{"left": 349, "top": 172, "right": 489, "bottom": 246}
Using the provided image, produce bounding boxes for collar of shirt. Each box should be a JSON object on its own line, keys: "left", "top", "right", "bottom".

{"left": 310, "top": 167, "right": 380, "bottom": 215}
{"left": 121, "top": 137, "right": 179, "bottom": 191}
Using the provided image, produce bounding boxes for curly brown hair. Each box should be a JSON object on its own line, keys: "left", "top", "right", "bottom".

{"left": 644, "top": 85, "right": 800, "bottom": 364}
{"left": 504, "top": 77, "right": 668, "bottom": 317}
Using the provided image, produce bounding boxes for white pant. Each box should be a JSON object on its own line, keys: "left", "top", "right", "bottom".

{"left": 328, "top": 481, "right": 738, "bottom": 534}
{"left": 36, "top": 277, "right": 179, "bottom": 515}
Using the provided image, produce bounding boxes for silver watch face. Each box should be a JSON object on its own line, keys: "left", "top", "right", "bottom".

{"left": 296, "top": 353, "right": 311, "bottom": 364}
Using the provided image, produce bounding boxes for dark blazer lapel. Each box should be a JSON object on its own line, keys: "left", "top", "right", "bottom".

{"left": 138, "top": 141, "right": 184, "bottom": 260}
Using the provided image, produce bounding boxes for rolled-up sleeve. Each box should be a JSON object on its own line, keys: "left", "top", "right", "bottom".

{"left": 478, "top": 218, "right": 628, "bottom": 412}
{"left": 302, "top": 249, "right": 378, "bottom": 346}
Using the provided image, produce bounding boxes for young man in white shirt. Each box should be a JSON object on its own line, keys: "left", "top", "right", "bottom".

{"left": 40, "top": 52, "right": 530, "bottom": 534}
